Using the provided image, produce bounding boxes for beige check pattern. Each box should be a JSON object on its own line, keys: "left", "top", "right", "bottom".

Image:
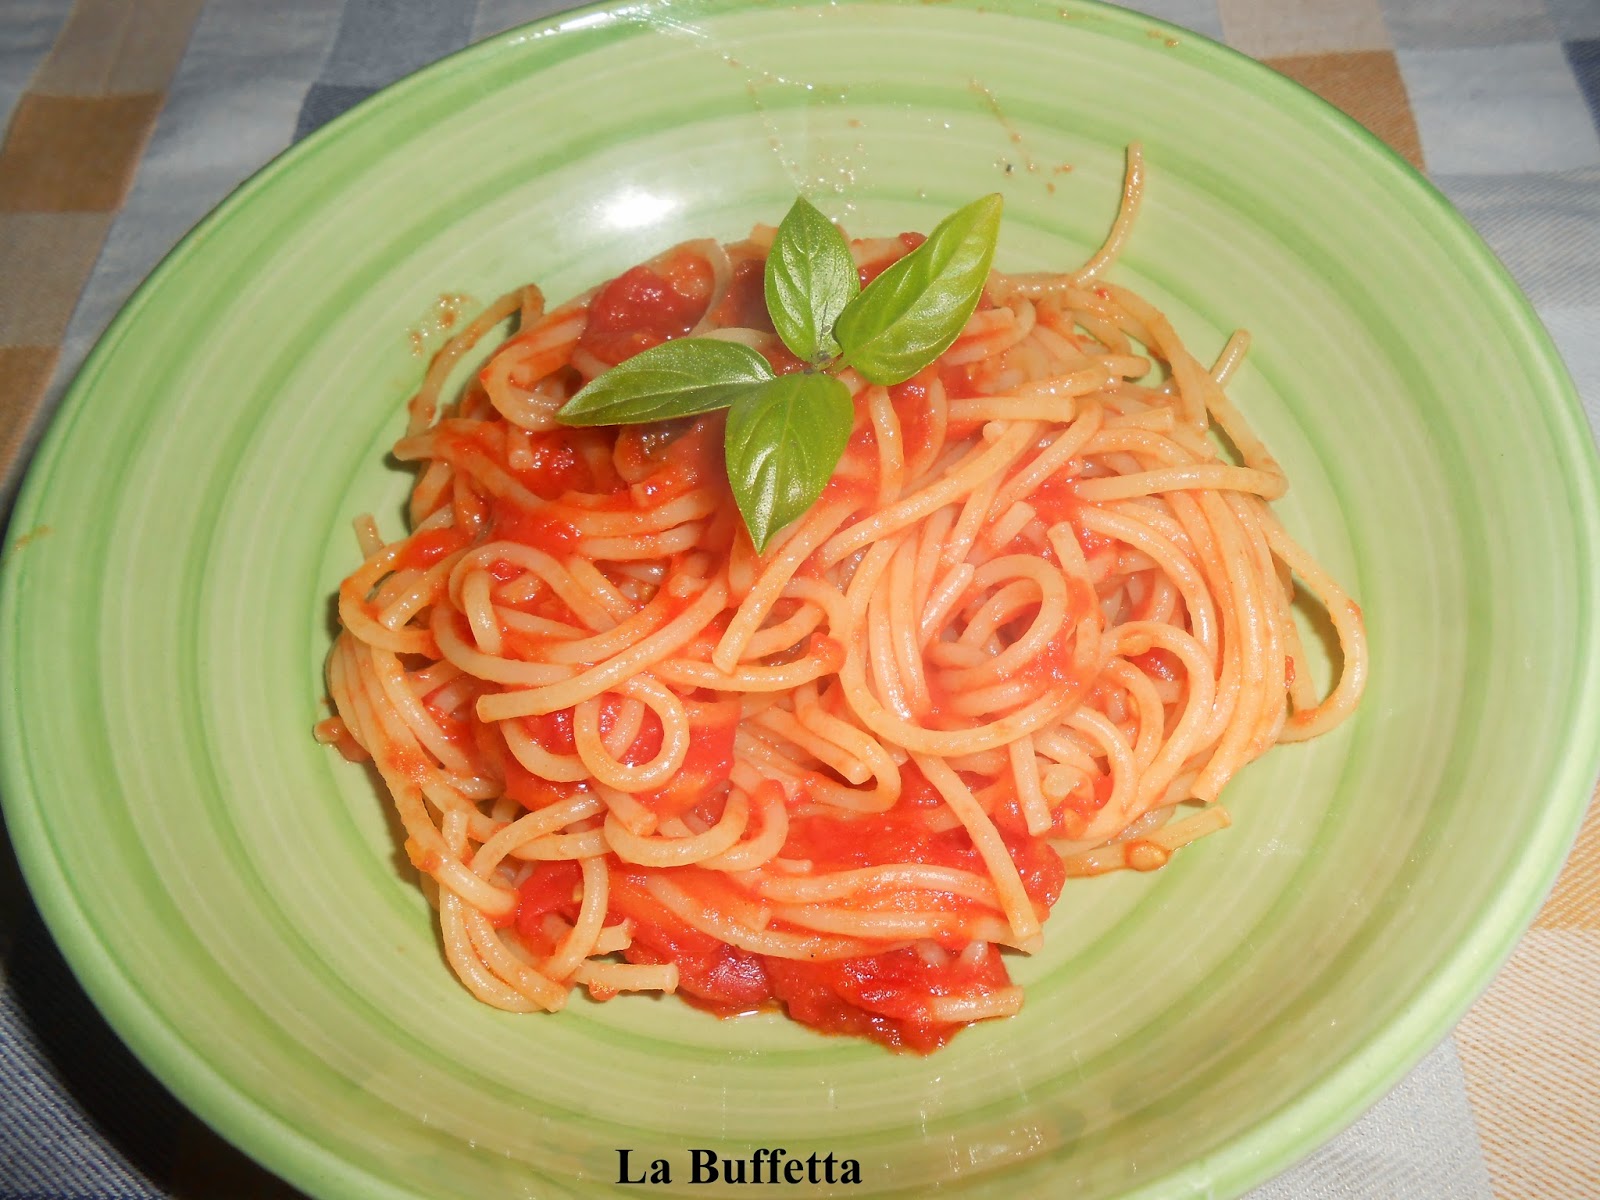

{"left": 0, "top": 0, "right": 202, "bottom": 488}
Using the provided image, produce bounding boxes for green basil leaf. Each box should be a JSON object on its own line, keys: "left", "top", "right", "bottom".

{"left": 725, "top": 373, "right": 854, "bottom": 553}
{"left": 556, "top": 337, "right": 774, "bottom": 426}
{"left": 764, "top": 196, "right": 858, "bottom": 365}
{"left": 834, "top": 193, "right": 1003, "bottom": 386}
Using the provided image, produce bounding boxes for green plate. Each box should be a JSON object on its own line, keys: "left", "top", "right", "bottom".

{"left": 3, "top": 1, "right": 1598, "bottom": 1196}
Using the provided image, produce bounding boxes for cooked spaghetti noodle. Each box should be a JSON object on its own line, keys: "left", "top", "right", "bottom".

{"left": 317, "top": 147, "right": 1367, "bottom": 1051}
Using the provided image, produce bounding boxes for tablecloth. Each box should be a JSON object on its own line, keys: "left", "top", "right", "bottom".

{"left": 1, "top": 0, "right": 1597, "bottom": 1196}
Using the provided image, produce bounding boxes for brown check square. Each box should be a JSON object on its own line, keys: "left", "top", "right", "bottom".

{"left": 0, "top": 92, "right": 163, "bottom": 212}
{"left": 1263, "top": 50, "right": 1426, "bottom": 171}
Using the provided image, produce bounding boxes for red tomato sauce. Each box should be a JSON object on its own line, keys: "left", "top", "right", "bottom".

{"left": 857, "top": 232, "right": 927, "bottom": 288}
{"left": 766, "top": 946, "right": 1010, "bottom": 1053}
{"left": 508, "top": 767, "right": 1068, "bottom": 1051}
{"left": 785, "top": 771, "right": 1064, "bottom": 917}
{"left": 629, "top": 415, "right": 730, "bottom": 503}
{"left": 609, "top": 870, "right": 772, "bottom": 1012}
{"left": 888, "top": 370, "right": 941, "bottom": 467}
{"left": 578, "top": 254, "right": 713, "bottom": 366}
{"left": 634, "top": 700, "right": 740, "bottom": 820}
{"left": 601, "top": 696, "right": 665, "bottom": 766}
{"left": 938, "top": 356, "right": 985, "bottom": 402}
{"left": 707, "top": 258, "right": 775, "bottom": 332}
{"left": 500, "top": 711, "right": 590, "bottom": 813}
{"left": 1129, "top": 647, "right": 1183, "bottom": 685}
{"left": 489, "top": 497, "right": 581, "bottom": 556}
{"left": 1025, "top": 472, "right": 1117, "bottom": 556}
{"left": 393, "top": 526, "right": 470, "bottom": 571}
{"left": 514, "top": 861, "right": 583, "bottom": 946}
{"left": 508, "top": 430, "right": 605, "bottom": 500}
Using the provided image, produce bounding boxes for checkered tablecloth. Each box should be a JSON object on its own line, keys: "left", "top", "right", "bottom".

{"left": 2, "top": 0, "right": 1597, "bottom": 1196}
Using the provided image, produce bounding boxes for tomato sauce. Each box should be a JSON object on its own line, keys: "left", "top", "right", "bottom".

{"left": 1020, "top": 625, "right": 1081, "bottom": 690}
{"left": 393, "top": 526, "right": 470, "bottom": 571}
{"left": 508, "top": 430, "right": 604, "bottom": 500}
{"left": 634, "top": 700, "right": 739, "bottom": 821}
{"left": 785, "top": 768, "right": 1064, "bottom": 913}
{"left": 819, "top": 469, "right": 875, "bottom": 511}
{"left": 506, "top": 760, "right": 1071, "bottom": 1051}
{"left": 857, "top": 232, "right": 927, "bottom": 288}
{"left": 514, "top": 861, "right": 583, "bottom": 948}
{"left": 1062, "top": 772, "right": 1116, "bottom": 821}
{"left": 938, "top": 357, "right": 984, "bottom": 405}
{"left": 707, "top": 258, "right": 775, "bottom": 332}
{"left": 766, "top": 947, "right": 1010, "bottom": 1053}
{"left": 501, "top": 712, "right": 589, "bottom": 814}
{"left": 1129, "top": 647, "right": 1183, "bottom": 685}
{"left": 609, "top": 870, "right": 772, "bottom": 1012}
{"left": 1025, "top": 471, "right": 1117, "bottom": 557}
{"left": 625, "top": 415, "right": 729, "bottom": 504}
{"left": 888, "top": 370, "right": 941, "bottom": 467}
{"left": 578, "top": 254, "right": 713, "bottom": 366}
{"left": 602, "top": 696, "right": 666, "bottom": 766}
{"left": 489, "top": 496, "right": 582, "bottom": 556}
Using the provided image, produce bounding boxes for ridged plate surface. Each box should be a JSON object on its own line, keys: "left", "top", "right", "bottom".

{"left": 3, "top": 1, "right": 1598, "bottom": 1197}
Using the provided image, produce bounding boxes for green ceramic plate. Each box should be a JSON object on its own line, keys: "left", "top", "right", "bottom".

{"left": 4, "top": 1, "right": 1598, "bottom": 1196}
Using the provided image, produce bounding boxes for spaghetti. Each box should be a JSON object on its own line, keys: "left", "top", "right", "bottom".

{"left": 317, "top": 148, "right": 1367, "bottom": 1051}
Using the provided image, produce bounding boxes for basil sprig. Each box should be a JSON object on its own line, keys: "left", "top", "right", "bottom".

{"left": 555, "top": 192, "right": 1003, "bottom": 551}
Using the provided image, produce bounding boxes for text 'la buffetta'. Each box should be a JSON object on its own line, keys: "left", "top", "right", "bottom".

{"left": 616, "top": 1148, "right": 863, "bottom": 1185}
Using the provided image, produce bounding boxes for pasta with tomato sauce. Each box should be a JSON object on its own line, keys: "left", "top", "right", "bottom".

{"left": 316, "top": 149, "right": 1367, "bottom": 1052}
